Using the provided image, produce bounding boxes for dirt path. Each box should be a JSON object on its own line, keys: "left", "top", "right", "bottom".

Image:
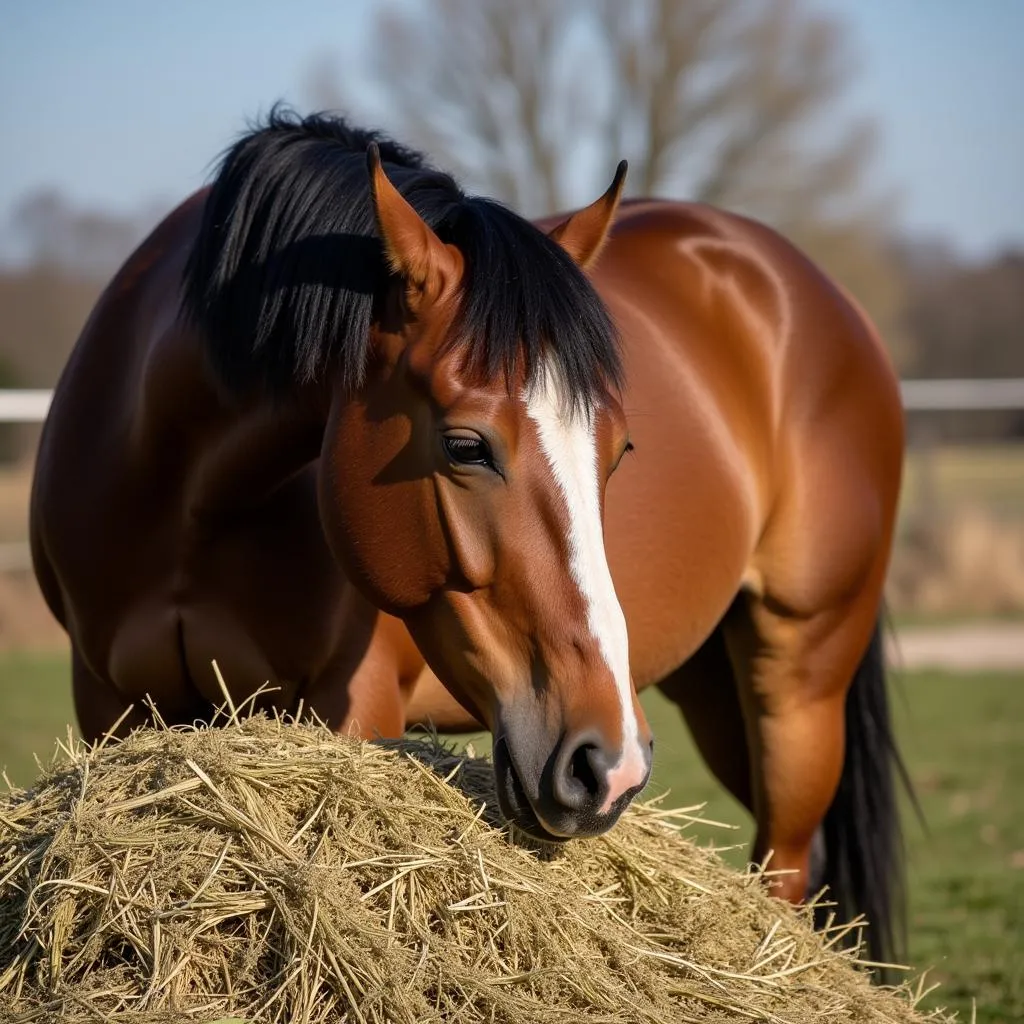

{"left": 888, "top": 621, "right": 1024, "bottom": 672}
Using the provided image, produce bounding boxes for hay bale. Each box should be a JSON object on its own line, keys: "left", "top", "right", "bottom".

{"left": 0, "top": 711, "right": 948, "bottom": 1023}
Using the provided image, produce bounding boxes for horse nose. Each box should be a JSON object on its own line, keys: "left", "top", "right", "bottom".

{"left": 549, "top": 730, "right": 652, "bottom": 824}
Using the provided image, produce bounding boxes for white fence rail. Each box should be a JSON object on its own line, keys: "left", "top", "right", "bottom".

{"left": 899, "top": 378, "right": 1024, "bottom": 412}
{"left": 0, "top": 380, "right": 1022, "bottom": 424}
{"left": 0, "top": 390, "right": 54, "bottom": 422}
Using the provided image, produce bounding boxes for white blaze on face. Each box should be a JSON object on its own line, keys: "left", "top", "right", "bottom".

{"left": 525, "top": 362, "right": 647, "bottom": 813}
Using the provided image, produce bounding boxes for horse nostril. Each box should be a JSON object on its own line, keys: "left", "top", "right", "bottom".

{"left": 569, "top": 742, "right": 601, "bottom": 800}
{"left": 552, "top": 735, "right": 608, "bottom": 812}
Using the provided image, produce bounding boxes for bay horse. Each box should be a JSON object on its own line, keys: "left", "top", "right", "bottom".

{"left": 29, "top": 110, "right": 908, "bottom": 965}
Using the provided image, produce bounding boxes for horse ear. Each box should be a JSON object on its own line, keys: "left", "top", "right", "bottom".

{"left": 367, "top": 142, "right": 462, "bottom": 303}
{"left": 548, "top": 160, "right": 628, "bottom": 270}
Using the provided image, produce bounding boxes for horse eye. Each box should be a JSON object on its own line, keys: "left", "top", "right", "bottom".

{"left": 443, "top": 434, "right": 493, "bottom": 467}
{"left": 614, "top": 440, "right": 635, "bottom": 470}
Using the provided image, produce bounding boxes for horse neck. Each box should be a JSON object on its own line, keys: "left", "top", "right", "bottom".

{"left": 185, "top": 393, "right": 328, "bottom": 517}
{"left": 136, "top": 323, "right": 331, "bottom": 518}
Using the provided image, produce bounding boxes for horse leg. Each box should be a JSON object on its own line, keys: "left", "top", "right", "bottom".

{"left": 658, "top": 613, "right": 831, "bottom": 893}
{"left": 404, "top": 665, "right": 485, "bottom": 733}
{"left": 656, "top": 621, "right": 752, "bottom": 814}
{"left": 721, "top": 587, "right": 904, "bottom": 964}
{"left": 300, "top": 610, "right": 423, "bottom": 740}
{"left": 722, "top": 598, "right": 854, "bottom": 900}
{"left": 72, "top": 647, "right": 148, "bottom": 744}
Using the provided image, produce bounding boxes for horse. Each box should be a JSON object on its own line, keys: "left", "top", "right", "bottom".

{"left": 30, "top": 109, "right": 909, "bottom": 965}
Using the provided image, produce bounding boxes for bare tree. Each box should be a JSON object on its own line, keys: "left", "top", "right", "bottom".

{"left": 324, "top": 0, "right": 874, "bottom": 213}
{"left": 310, "top": 0, "right": 909, "bottom": 360}
{"left": 6, "top": 189, "right": 160, "bottom": 280}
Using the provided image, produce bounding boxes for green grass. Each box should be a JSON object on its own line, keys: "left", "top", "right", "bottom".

{"left": 0, "top": 654, "right": 1020, "bottom": 1022}
{"left": 0, "top": 650, "right": 75, "bottom": 789}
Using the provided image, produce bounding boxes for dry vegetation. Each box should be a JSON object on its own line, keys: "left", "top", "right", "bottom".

{"left": 891, "top": 445, "right": 1024, "bottom": 616}
{"left": 0, "top": 701, "right": 949, "bottom": 1024}
{"left": 890, "top": 509, "right": 1024, "bottom": 615}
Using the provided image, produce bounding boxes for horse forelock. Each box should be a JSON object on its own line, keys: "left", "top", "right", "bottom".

{"left": 180, "top": 107, "right": 622, "bottom": 416}
{"left": 442, "top": 198, "right": 623, "bottom": 419}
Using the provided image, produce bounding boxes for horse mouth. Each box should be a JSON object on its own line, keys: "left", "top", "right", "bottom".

{"left": 492, "top": 735, "right": 571, "bottom": 843}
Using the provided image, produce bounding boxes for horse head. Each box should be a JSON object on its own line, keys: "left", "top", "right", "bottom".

{"left": 318, "top": 148, "right": 652, "bottom": 839}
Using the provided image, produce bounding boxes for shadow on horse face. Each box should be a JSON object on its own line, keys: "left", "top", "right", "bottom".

{"left": 316, "top": 152, "right": 652, "bottom": 840}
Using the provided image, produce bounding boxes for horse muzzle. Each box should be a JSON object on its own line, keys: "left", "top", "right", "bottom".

{"left": 492, "top": 726, "right": 653, "bottom": 841}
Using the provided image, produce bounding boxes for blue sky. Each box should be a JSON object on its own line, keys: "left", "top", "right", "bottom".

{"left": 2, "top": 0, "right": 1022, "bottom": 260}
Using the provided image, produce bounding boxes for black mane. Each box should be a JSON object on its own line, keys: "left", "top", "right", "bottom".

{"left": 181, "top": 107, "right": 621, "bottom": 413}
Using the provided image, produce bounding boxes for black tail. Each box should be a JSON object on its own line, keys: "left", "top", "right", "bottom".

{"left": 817, "top": 613, "right": 916, "bottom": 972}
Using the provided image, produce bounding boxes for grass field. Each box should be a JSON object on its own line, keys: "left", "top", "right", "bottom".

{"left": 0, "top": 653, "right": 1021, "bottom": 1023}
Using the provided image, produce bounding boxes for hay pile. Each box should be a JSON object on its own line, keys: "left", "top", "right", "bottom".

{"left": 0, "top": 708, "right": 950, "bottom": 1023}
